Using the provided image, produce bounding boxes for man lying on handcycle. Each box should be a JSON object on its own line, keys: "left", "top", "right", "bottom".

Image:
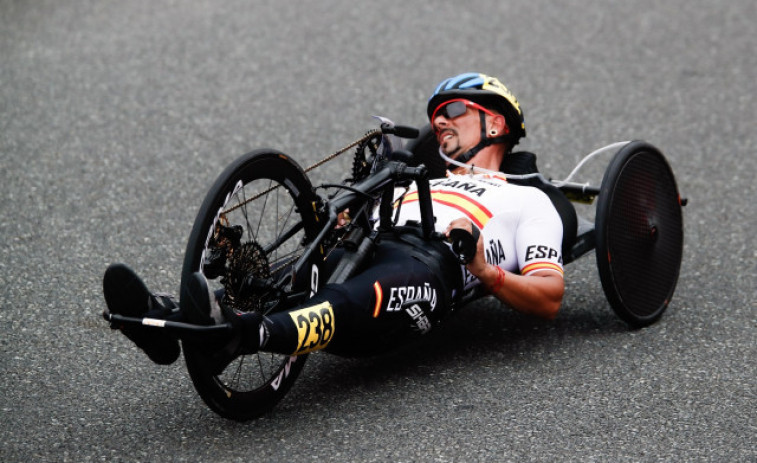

{"left": 104, "top": 72, "right": 565, "bottom": 365}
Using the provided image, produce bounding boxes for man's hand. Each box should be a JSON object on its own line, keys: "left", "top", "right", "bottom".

{"left": 444, "top": 218, "right": 486, "bottom": 275}
{"left": 336, "top": 209, "right": 350, "bottom": 228}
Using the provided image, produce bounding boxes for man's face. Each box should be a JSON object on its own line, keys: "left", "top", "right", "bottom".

{"left": 431, "top": 100, "right": 495, "bottom": 159}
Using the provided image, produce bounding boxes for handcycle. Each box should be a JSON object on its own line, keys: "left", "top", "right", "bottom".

{"left": 104, "top": 118, "right": 685, "bottom": 421}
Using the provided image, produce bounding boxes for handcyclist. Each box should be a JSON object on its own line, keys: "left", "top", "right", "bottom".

{"left": 104, "top": 72, "right": 565, "bottom": 365}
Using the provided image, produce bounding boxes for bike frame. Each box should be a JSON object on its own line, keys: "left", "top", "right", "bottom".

{"left": 104, "top": 122, "right": 607, "bottom": 339}
{"left": 103, "top": 126, "right": 440, "bottom": 339}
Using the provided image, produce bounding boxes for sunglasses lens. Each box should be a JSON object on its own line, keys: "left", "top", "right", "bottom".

{"left": 444, "top": 101, "right": 467, "bottom": 119}
{"left": 431, "top": 100, "right": 482, "bottom": 132}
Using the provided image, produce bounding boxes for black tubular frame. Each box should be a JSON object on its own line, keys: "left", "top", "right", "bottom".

{"left": 103, "top": 127, "right": 440, "bottom": 339}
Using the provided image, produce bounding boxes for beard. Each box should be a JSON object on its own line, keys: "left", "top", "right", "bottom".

{"left": 439, "top": 131, "right": 464, "bottom": 158}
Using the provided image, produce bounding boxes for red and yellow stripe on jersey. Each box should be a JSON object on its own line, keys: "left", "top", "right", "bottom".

{"left": 399, "top": 190, "right": 494, "bottom": 229}
{"left": 521, "top": 261, "right": 564, "bottom": 276}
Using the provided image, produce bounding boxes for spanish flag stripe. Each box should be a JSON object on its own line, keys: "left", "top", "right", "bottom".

{"left": 400, "top": 191, "right": 419, "bottom": 202}
{"left": 521, "top": 262, "right": 564, "bottom": 276}
{"left": 431, "top": 198, "right": 487, "bottom": 229}
{"left": 403, "top": 190, "right": 494, "bottom": 215}
{"left": 430, "top": 190, "right": 493, "bottom": 215}
{"left": 372, "top": 281, "right": 383, "bottom": 318}
{"left": 400, "top": 190, "right": 493, "bottom": 229}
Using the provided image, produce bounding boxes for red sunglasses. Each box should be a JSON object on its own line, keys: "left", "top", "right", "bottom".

{"left": 431, "top": 99, "right": 498, "bottom": 130}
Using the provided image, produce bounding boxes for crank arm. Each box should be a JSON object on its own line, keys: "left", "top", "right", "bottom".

{"left": 103, "top": 311, "right": 233, "bottom": 343}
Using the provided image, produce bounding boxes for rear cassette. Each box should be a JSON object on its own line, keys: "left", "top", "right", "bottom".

{"left": 223, "top": 241, "right": 271, "bottom": 313}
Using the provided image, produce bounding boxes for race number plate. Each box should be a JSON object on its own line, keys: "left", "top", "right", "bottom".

{"left": 289, "top": 302, "right": 335, "bottom": 355}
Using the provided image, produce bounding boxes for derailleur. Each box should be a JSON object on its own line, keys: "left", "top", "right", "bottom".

{"left": 203, "top": 222, "right": 243, "bottom": 279}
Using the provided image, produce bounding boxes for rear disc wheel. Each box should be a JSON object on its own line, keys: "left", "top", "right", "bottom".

{"left": 595, "top": 141, "right": 684, "bottom": 327}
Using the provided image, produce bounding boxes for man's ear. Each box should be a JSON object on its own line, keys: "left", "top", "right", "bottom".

{"left": 489, "top": 114, "right": 508, "bottom": 135}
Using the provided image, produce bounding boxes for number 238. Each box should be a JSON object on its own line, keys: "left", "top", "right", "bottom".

{"left": 289, "top": 302, "right": 335, "bottom": 355}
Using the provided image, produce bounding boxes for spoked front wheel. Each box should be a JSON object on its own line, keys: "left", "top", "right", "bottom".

{"left": 181, "top": 149, "right": 324, "bottom": 421}
{"left": 595, "top": 141, "right": 684, "bottom": 327}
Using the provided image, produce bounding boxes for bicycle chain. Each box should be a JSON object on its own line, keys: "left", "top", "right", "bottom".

{"left": 221, "top": 129, "right": 382, "bottom": 215}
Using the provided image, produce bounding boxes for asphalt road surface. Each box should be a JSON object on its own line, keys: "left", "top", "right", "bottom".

{"left": 1, "top": 1, "right": 755, "bottom": 461}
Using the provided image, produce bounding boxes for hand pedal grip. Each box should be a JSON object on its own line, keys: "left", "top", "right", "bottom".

{"left": 448, "top": 225, "right": 480, "bottom": 264}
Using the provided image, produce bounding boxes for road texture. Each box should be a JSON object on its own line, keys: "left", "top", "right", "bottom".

{"left": 1, "top": 1, "right": 754, "bottom": 461}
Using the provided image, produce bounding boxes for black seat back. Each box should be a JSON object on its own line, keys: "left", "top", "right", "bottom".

{"left": 500, "top": 152, "right": 578, "bottom": 261}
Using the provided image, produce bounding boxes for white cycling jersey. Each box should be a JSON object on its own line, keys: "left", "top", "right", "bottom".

{"left": 393, "top": 171, "right": 564, "bottom": 291}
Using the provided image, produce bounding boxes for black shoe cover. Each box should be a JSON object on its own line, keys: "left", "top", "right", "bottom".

{"left": 180, "top": 272, "right": 216, "bottom": 326}
{"left": 103, "top": 263, "right": 180, "bottom": 365}
{"left": 182, "top": 272, "right": 264, "bottom": 375}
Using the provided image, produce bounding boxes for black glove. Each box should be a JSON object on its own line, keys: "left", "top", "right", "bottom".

{"left": 448, "top": 224, "right": 481, "bottom": 265}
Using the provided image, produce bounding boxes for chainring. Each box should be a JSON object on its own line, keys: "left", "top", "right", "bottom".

{"left": 350, "top": 134, "right": 381, "bottom": 183}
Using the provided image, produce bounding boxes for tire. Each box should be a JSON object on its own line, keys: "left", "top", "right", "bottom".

{"left": 595, "top": 141, "right": 684, "bottom": 327}
{"left": 181, "top": 149, "right": 323, "bottom": 421}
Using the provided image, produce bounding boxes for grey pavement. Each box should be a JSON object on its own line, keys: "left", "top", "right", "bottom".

{"left": 1, "top": 1, "right": 754, "bottom": 461}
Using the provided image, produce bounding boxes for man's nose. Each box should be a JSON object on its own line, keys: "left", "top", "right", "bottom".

{"left": 433, "top": 115, "right": 449, "bottom": 132}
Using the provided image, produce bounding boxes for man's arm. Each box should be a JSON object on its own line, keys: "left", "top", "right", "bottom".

{"left": 445, "top": 218, "right": 564, "bottom": 319}
{"left": 474, "top": 264, "right": 563, "bottom": 319}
